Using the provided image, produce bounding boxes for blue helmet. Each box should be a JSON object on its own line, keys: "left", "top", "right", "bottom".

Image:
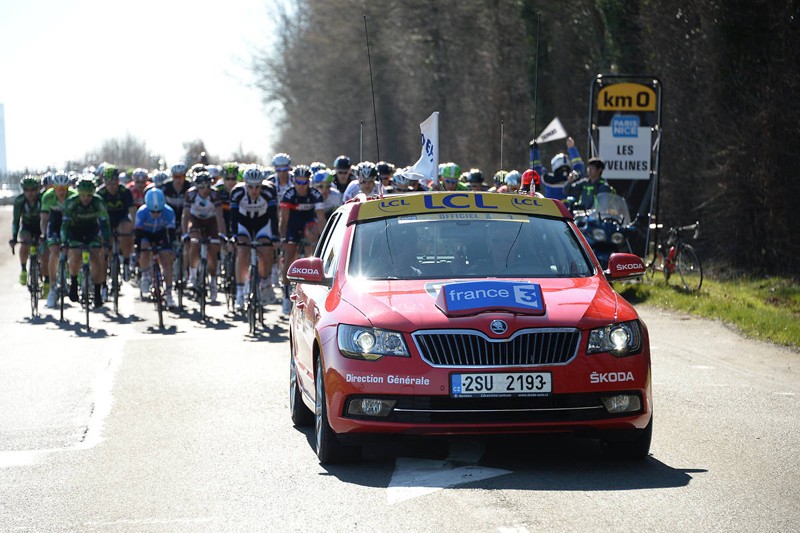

{"left": 145, "top": 187, "right": 166, "bottom": 211}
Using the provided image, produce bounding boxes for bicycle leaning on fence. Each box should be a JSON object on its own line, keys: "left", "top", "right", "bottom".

{"left": 645, "top": 221, "right": 703, "bottom": 292}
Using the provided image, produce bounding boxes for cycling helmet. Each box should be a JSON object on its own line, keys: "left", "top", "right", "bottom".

{"left": 505, "top": 170, "right": 521, "bottom": 188}
{"left": 171, "top": 163, "right": 188, "bottom": 176}
{"left": 333, "top": 155, "right": 351, "bottom": 170}
{"left": 145, "top": 187, "right": 166, "bottom": 211}
{"left": 119, "top": 172, "right": 131, "bottom": 185}
{"left": 437, "top": 163, "right": 446, "bottom": 177}
{"left": 132, "top": 168, "right": 149, "bottom": 182}
{"left": 356, "top": 161, "right": 377, "bottom": 182}
{"left": 272, "top": 152, "right": 292, "bottom": 171}
{"left": 441, "top": 163, "right": 461, "bottom": 180}
{"left": 376, "top": 161, "right": 395, "bottom": 176}
{"left": 152, "top": 171, "right": 169, "bottom": 187}
{"left": 313, "top": 169, "right": 332, "bottom": 185}
{"left": 222, "top": 162, "right": 239, "bottom": 178}
{"left": 193, "top": 171, "right": 212, "bottom": 185}
{"left": 21, "top": 175, "right": 41, "bottom": 189}
{"left": 293, "top": 165, "right": 312, "bottom": 180}
{"left": 521, "top": 169, "right": 540, "bottom": 187}
{"left": 392, "top": 172, "right": 410, "bottom": 188}
{"left": 550, "top": 153, "right": 570, "bottom": 173}
{"left": 76, "top": 176, "right": 96, "bottom": 193}
{"left": 493, "top": 170, "right": 507, "bottom": 186}
{"left": 206, "top": 165, "right": 221, "bottom": 179}
{"left": 52, "top": 173, "right": 70, "bottom": 187}
{"left": 467, "top": 169, "right": 484, "bottom": 184}
{"left": 102, "top": 164, "right": 119, "bottom": 181}
{"left": 309, "top": 161, "right": 326, "bottom": 174}
{"left": 188, "top": 163, "right": 206, "bottom": 178}
{"left": 243, "top": 167, "right": 263, "bottom": 186}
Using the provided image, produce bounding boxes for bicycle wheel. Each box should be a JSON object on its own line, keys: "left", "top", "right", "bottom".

{"left": 676, "top": 244, "right": 703, "bottom": 292}
{"left": 248, "top": 266, "right": 259, "bottom": 335}
{"left": 29, "top": 253, "right": 39, "bottom": 318}
{"left": 198, "top": 258, "right": 207, "bottom": 320}
{"left": 153, "top": 263, "right": 164, "bottom": 329}
{"left": 110, "top": 252, "right": 120, "bottom": 315}
{"left": 224, "top": 250, "right": 236, "bottom": 311}
{"left": 82, "top": 263, "right": 91, "bottom": 332}
{"left": 58, "top": 254, "right": 67, "bottom": 322}
{"left": 175, "top": 250, "right": 184, "bottom": 311}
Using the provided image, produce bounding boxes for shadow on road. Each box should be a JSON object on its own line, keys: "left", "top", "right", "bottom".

{"left": 298, "top": 430, "right": 705, "bottom": 491}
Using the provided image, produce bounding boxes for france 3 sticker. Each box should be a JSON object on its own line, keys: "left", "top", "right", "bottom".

{"left": 435, "top": 280, "right": 545, "bottom": 316}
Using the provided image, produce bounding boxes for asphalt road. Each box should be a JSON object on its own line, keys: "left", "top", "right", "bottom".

{"left": 1, "top": 205, "right": 798, "bottom": 532}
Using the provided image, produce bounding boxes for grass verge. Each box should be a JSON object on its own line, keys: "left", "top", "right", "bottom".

{"left": 614, "top": 276, "right": 800, "bottom": 350}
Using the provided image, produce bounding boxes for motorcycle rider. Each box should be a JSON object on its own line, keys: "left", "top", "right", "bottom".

{"left": 563, "top": 157, "right": 614, "bottom": 211}
{"left": 530, "top": 136, "right": 586, "bottom": 200}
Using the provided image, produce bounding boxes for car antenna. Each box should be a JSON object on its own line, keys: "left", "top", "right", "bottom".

{"left": 364, "top": 14, "right": 380, "bottom": 161}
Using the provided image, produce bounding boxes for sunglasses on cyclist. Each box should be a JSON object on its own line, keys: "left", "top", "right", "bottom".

{"left": 196, "top": 183, "right": 210, "bottom": 190}
{"left": 444, "top": 179, "right": 458, "bottom": 184}
{"left": 295, "top": 179, "right": 309, "bottom": 185}
{"left": 246, "top": 184, "right": 262, "bottom": 189}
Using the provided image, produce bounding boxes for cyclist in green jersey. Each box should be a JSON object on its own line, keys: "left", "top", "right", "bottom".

{"left": 61, "top": 176, "right": 112, "bottom": 307}
{"left": 9, "top": 176, "right": 44, "bottom": 288}
{"left": 40, "top": 173, "right": 78, "bottom": 307}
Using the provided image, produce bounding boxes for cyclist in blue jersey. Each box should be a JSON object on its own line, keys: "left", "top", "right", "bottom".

{"left": 135, "top": 188, "right": 177, "bottom": 307}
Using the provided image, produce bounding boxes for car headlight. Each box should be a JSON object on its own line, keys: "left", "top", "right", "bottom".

{"left": 338, "top": 324, "right": 410, "bottom": 361}
{"left": 587, "top": 320, "right": 642, "bottom": 357}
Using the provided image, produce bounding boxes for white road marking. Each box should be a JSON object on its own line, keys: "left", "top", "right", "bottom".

{"left": 387, "top": 441, "right": 511, "bottom": 504}
{"left": 0, "top": 337, "right": 126, "bottom": 468}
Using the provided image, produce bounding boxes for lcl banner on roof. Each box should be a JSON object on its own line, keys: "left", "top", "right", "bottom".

{"left": 593, "top": 82, "right": 659, "bottom": 180}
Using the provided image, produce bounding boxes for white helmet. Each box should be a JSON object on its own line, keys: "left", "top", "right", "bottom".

{"left": 272, "top": 153, "right": 291, "bottom": 170}
{"left": 243, "top": 167, "right": 263, "bottom": 186}
{"left": 550, "top": 153, "right": 570, "bottom": 173}
{"left": 52, "top": 173, "right": 70, "bottom": 186}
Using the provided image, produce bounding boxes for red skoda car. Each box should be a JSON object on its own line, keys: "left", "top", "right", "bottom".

{"left": 287, "top": 192, "right": 651, "bottom": 463}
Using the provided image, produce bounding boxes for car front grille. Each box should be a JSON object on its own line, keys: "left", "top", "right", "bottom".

{"left": 413, "top": 328, "right": 581, "bottom": 367}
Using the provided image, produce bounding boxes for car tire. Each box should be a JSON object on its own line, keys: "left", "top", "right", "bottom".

{"left": 314, "top": 357, "right": 360, "bottom": 464}
{"left": 604, "top": 416, "right": 653, "bottom": 460}
{"left": 290, "top": 352, "right": 313, "bottom": 427}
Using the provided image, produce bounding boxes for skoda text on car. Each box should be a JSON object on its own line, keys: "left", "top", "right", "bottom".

{"left": 286, "top": 191, "right": 651, "bottom": 464}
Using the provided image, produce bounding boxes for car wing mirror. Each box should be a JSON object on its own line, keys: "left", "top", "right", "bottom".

{"left": 287, "top": 257, "right": 331, "bottom": 286}
{"left": 605, "top": 253, "right": 646, "bottom": 281}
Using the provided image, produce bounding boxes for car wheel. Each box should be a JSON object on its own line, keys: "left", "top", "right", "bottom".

{"left": 290, "top": 351, "right": 313, "bottom": 427}
{"left": 604, "top": 416, "right": 653, "bottom": 460}
{"left": 314, "top": 357, "right": 360, "bottom": 464}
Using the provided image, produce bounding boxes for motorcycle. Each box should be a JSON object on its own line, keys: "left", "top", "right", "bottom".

{"left": 570, "top": 192, "right": 637, "bottom": 270}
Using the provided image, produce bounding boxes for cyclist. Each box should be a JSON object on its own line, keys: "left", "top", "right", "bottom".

{"left": 10, "top": 175, "right": 45, "bottom": 291}
{"left": 563, "top": 157, "right": 615, "bottom": 211}
{"left": 279, "top": 165, "right": 325, "bottom": 314}
{"left": 377, "top": 161, "right": 395, "bottom": 193}
{"left": 96, "top": 164, "right": 136, "bottom": 280}
{"left": 331, "top": 155, "right": 354, "bottom": 194}
{"left": 40, "top": 173, "right": 78, "bottom": 307}
{"left": 151, "top": 171, "right": 169, "bottom": 188}
{"left": 441, "top": 163, "right": 467, "bottom": 191}
{"left": 163, "top": 163, "right": 191, "bottom": 224}
{"left": 466, "top": 169, "right": 487, "bottom": 191}
{"left": 496, "top": 170, "right": 521, "bottom": 193}
{"left": 267, "top": 153, "right": 293, "bottom": 200}
{"left": 313, "top": 169, "right": 342, "bottom": 217}
{"left": 182, "top": 171, "right": 226, "bottom": 302}
{"left": 215, "top": 162, "right": 240, "bottom": 237}
{"left": 135, "top": 188, "right": 177, "bottom": 307}
{"left": 61, "top": 176, "right": 111, "bottom": 308}
{"left": 342, "top": 161, "right": 385, "bottom": 202}
{"left": 489, "top": 171, "right": 507, "bottom": 192}
{"left": 126, "top": 168, "right": 153, "bottom": 209}
{"left": 230, "top": 167, "right": 280, "bottom": 310}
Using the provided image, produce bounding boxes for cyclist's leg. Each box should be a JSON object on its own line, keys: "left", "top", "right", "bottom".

{"left": 235, "top": 226, "right": 252, "bottom": 309}
{"left": 17, "top": 230, "right": 31, "bottom": 281}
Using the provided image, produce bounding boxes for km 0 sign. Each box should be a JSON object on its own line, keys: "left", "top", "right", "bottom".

{"left": 598, "top": 83, "right": 656, "bottom": 112}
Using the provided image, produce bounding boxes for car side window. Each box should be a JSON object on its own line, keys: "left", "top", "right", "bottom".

{"left": 318, "top": 213, "right": 346, "bottom": 278}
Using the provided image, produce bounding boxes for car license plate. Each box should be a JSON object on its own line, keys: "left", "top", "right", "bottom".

{"left": 450, "top": 372, "right": 552, "bottom": 397}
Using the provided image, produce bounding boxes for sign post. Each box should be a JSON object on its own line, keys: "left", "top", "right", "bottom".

{"left": 588, "top": 75, "right": 662, "bottom": 258}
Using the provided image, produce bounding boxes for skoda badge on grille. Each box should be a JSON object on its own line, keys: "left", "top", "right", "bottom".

{"left": 490, "top": 320, "right": 508, "bottom": 335}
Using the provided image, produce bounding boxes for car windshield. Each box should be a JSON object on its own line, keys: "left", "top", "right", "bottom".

{"left": 349, "top": 213, "right": 593, "bottom": 279}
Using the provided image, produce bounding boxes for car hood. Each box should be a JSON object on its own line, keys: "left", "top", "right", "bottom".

{"left": 338, "top": 276, "right": 631, "bottom": 332}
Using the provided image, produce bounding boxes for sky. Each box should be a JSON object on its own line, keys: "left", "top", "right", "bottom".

{"left": 0, "top": 0, "right": 281, "bottom": 172}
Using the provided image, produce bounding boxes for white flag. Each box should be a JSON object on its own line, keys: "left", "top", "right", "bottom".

{"left": 534, "top": 117, "right": 568, "bottom": 144}
{"left": 409, "top": 112, "right": 439, "bottom": 184}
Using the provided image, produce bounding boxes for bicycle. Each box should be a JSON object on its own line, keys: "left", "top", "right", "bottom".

{"left": 190, "top": 234, "right": 212, "bottom": 321}
{"left": 173, "top": 239, "right": 185, "bottom": 312}
{"left": 107, "top": 230, "right": 130, "bottom": 315}
{"left": 11, "top": 238, "right": 43, "bottom": 318}
{"left": 645, "top": 221, "right": 703, "bottom": 292}
{"left": 220, "top": 237, "right": 237, "bottom": 312}
{"left": 150, "top": 248, "right": 167, "bottom": 329}
{"left": 57, "top": 248, "right": 68, "bottom": 323}
{"left": 242, "top": 241, "right": 272, "bottom": 335}
{"left": 75, "top": 242, "right": 94, "bottom": 332}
